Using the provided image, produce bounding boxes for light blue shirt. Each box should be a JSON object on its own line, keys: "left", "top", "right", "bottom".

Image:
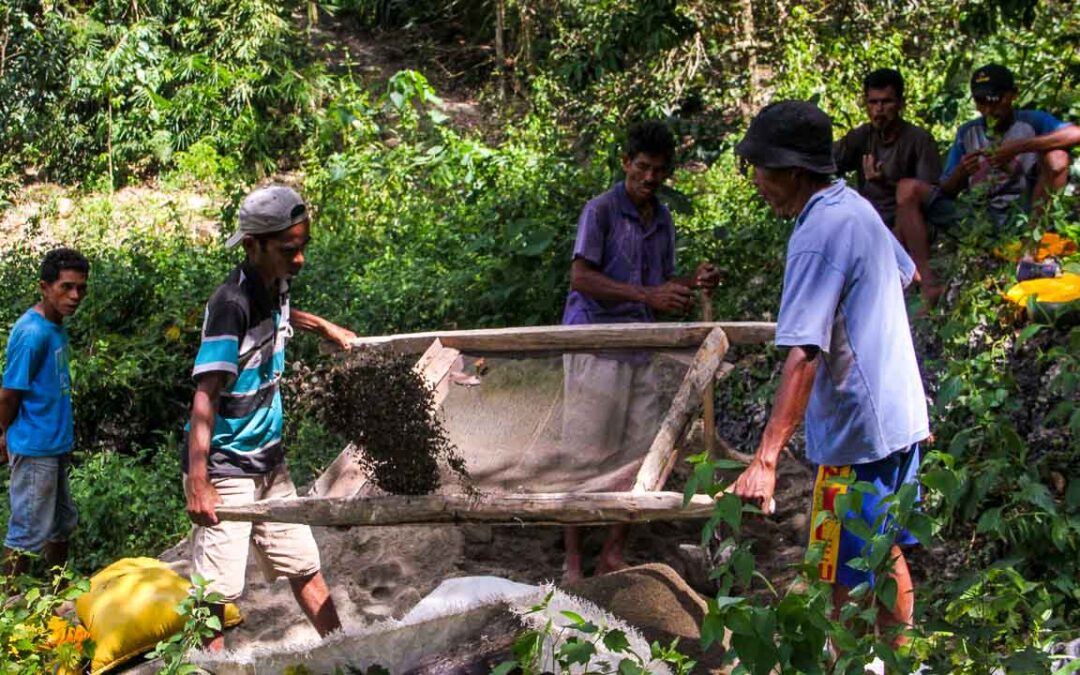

{"left": 776, "top": 180, "right": 929, "bottom": 466}
{"left": 2, "top": 309, "right": 74, "bottom": 457}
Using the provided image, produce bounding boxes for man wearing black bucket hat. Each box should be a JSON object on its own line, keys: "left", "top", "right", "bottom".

{"left": 941, "top": 63, "right": 1080, "bottom": 227}
{"left": 730, "top": 101, "right": 929, "bottom": 652}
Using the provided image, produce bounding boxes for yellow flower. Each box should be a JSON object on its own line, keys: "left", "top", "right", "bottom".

{"left": 164, "top": 325, "right": 182, "bottom": 341}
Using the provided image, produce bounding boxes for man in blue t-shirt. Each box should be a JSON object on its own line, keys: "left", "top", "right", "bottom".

{"left": 732, "top": 101, "right": 929, "bottom": 651}
{"left": 1, "top": 248, "right": 90, "bottom": 579}
{"left": 941, "top": 64, "right": 1080, "bottom": 227}
{"left": 185, "top": 185, "right": 356, "bottom": 651}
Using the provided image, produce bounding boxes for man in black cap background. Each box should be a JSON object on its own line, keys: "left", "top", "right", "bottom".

{"left": 834, "top": 68, "right": 949, "bottom": 307}
{"left": 941, "top": 63, "right": 1080, "bottom": 227}
{"left": 730, "top": 100, "right": 929, "bottom": 652}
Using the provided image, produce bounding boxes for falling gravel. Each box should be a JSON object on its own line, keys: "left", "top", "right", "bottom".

{"left": 306, "top": 350, "right": 469, "bottom": 495}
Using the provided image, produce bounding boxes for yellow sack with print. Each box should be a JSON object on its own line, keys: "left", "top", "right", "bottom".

{"left": 75, "top": 557, "right": 242, "bottom": 674}
{"left": 1003, "top": 272, "right": 1080, "bottom": 324}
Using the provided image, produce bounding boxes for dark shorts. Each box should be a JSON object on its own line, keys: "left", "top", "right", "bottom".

{"left": 809, "top": 444, "right": 921, "bottom": 589}
{"left": 4, "top": 453, "right": 78, "bottom": 553}
{"left": 921, "top": 187, "right": 960, "bottom": 241}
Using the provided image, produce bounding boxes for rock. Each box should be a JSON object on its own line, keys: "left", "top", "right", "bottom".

{"left": 675, "top": 543, "right": 715, "bottom": 593}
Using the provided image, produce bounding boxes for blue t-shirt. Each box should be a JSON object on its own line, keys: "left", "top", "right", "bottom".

{"left": 776, "top": 181, "right": 929, "bottom": 467}
{"left": 943, "top": 110, "right": 1070, "bottom": 214}
{"left": 2, "top": 309, "right": 74, "bottom": 457}
{"left": 561, "top": 182, "right": 676, "bottom": 326}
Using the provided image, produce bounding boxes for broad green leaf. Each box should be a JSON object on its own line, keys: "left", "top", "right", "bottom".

{"left": 976, "top": 507, "right": 1003, "bottom": 535}
{"left": 557, "top": 636, "right": 596, "bottom": 664}
{"left": 512, "top": 630, "right": 542, "bottom": 659}
{"left": 603, "top": 628, "right": 630, "bottom": 652}
{"left": 619, "top": 659, "right": 646, "bottom": 675}
{"left": 1018, "top": 478, "right": 1058, "bottom": 515}
{"left": 922, "top": 468, "right": 960, "bottom": 502}
{"left": 877, "top": 576, "right": 898, "bottom": 610}
{"left": 1067, "top": 479, "right": 1080, "bottom": 511}
{"left": 701, "top": 612, "right": 727, "bottom": 650}
{"left": 715, "top": 492, "right": 743, "bottom": 533}
{"left": 489, "top": 662, "right": 519, "bottom": 675}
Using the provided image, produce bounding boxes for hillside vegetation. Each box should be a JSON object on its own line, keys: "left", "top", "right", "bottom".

{"left": 0, "top": 1, "right": 1078, "bottom": 672}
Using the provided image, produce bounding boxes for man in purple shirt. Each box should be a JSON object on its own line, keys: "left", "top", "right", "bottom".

{"left": 560, "top": 120, "right": 718, "bottom": 582}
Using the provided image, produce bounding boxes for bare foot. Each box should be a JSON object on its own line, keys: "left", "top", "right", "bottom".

{"left": 594, "top": 557, "right": 630, "bottom": 576}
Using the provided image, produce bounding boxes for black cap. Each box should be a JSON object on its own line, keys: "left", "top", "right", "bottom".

{"left": 971, "top": 64, "right": 1016, "bottom": 97}
{"left": 735, "top": 101, "right": 837, "bottom": 174}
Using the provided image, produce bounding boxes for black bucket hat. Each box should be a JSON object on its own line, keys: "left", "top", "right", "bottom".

{"left": 735, "top": 100, "right": 837, "bottom": 174}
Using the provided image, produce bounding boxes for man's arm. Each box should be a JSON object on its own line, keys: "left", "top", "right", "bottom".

{"left": 730, "top": 346, "right": 819, "bottom": 509}
{"left": 186, "top": 373, "right": 226, "bottom": 527}
{"left": 939, "top": 131, "right": 980, "bottom": 198}
{"left": 571, "top": 258, "right": 694, "bottom": 313}
{"left": 992, "top": 124, "right": 1080, "bottom": 167}
{"left": 291, "top": 309, "right": 357, "bottom": 350}
{"left": 940, "top": 152, "right": 982, "bottom": 197}
{"left": 0, "top": 388, "right": 22, "bottom": 464}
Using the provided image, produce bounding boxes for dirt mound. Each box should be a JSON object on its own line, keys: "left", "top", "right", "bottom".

{"left": 566, "top": 563, "right": 731, "bottom": 671}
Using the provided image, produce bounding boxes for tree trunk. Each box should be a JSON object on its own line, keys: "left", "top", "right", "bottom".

{"left": 495, "top": 0, "right": 507, "bottom": 102}
{"left": 738, "top": 0, "right": 760, "bottom": 119}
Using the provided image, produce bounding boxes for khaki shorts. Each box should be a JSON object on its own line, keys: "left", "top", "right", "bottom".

{"left": 185, "top": 464, "right": 321, "bottom": 602}
{"left": 560, "top": 353, "right": 661, "bottom": 492}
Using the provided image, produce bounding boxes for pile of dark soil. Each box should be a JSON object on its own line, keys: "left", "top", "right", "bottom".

{"left": 307, "top": 350, "right": 469, "bottom": 495}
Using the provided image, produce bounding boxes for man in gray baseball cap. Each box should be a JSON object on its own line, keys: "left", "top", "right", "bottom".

{"left": 731, "top": 101, "right": 929, "bottom": 656}
{"left": 184, "top": 184, "right": 356, "bottom": 650}
{"left": 225, "top": 185, "right": 311, "bottom": 248}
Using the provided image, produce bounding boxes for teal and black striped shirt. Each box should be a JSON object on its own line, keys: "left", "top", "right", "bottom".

{"left": 184, "top": 262, "right": 291, "bottom": 477}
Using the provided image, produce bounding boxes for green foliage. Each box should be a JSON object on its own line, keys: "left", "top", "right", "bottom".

{"left": 146, "top": 573, "right": 224, "bottom": 674}
{"left": 299, "top": 70, "right": 604, "bottom": 333}
{"left": 497, "top": 590, "right": 697, "bottom": 674}
{"left": 1, "top": 0, "right": 329, "bottom": 184}
{"left": 0, "top": 213, "right": 229, "bottom": 452}
{"left": 0, "top": 567, "right": 93, "bottom": 674}
{"left": 68, "top": 444, "right": 190, "bottom": 575}
{"left": 1, "top": 1, "right": 1079, "bottom": 671}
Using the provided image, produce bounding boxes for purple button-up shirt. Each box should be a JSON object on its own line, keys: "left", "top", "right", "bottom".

{"left": 561, "top": 182, "right": 676, "bottom": 326}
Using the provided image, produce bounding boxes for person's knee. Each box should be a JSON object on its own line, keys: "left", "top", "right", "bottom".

{"left": 896, "top": 178, "right": 930, "bottom": 209}
{"left": 1040, "top": 149, "right": 1071, "bottom": 177}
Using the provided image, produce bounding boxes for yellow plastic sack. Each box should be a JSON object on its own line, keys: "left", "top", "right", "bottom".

{"left": 75, "top": 557, "right": 242, "bottom": 674}
{"left": 1004, "top": 272, "right": 1080, "bottom": 306}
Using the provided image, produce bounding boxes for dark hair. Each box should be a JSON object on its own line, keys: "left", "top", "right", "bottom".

{"left": 40, "top": 248, "right": 89, "bottom": 283}
{"left": 863, "top": 68, "right": 905, "bottom": 101}
{"left": 625, "top": 120, "right": 676, "bottom": 169}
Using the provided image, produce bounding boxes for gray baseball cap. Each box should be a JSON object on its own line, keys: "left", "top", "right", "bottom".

{"left": 226, "top": 185, "right": 309, "bottom": 248}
